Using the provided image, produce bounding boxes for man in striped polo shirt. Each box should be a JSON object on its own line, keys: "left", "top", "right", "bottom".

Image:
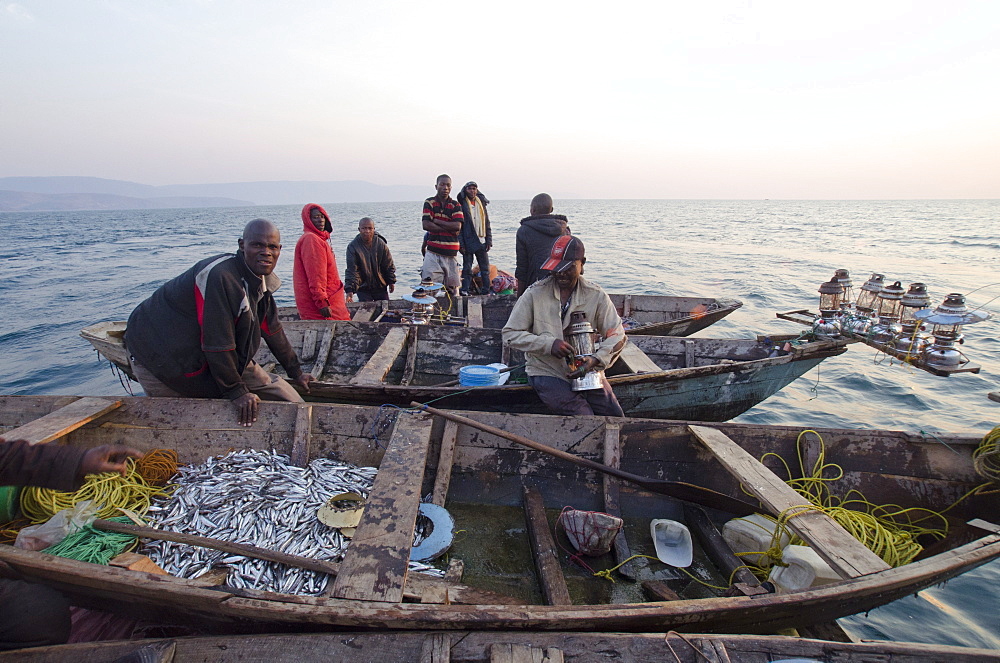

{"left": 421, "top": 174, "right": 464, "bottom": 297}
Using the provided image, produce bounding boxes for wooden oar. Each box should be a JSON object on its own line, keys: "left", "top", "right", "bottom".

{"left": 432, "top": 363, "right": 526, "bottom": 388}
{"left": 411, "top": 403, "right": 759, "bottom": 516}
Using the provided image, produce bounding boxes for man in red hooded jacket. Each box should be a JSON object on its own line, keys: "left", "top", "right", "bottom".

{"left": 293, "top": 204, "right": 351, "bottom": 320}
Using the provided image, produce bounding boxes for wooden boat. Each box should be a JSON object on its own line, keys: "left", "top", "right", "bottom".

{"left": 282, "top": 293, "right": 744, "bottom": 337}
{"left": 1, "top": 395, "right": 997, "bottom": 635}
{"left": 78, "top": 292, "right": 741, "bottom": 388}
{"left": 2, "top": 631, "right": 998, "bottom": 662}
{"left": 80, "top": 321, "right": 846, "bottom": 421}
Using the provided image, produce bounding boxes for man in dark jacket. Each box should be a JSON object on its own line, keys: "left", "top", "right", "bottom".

{"left": 457, "top": 181, "right": 493, "bottom": 296}
{"left": 0, "top": 437, "right": 141, "bottom": 650}
{"left": 515, "top": 193, "right": 571, "bottom": 297}
{"left": 345, "top": 217, "right": 396, "bottom": 302}
{"left": 124, "top": 219, "right": 312, "bottom": 427}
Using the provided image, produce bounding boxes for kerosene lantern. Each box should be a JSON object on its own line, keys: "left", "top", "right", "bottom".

{"left": 869, "top": 280, "right": 905, "bottom": 345}
{"left": 833, "top": 269, "right": 854, "bottom": 317}
{"left": 894, "top": 283, "right": 932, "bottom": 357}
{"left": 401, "top": 278, "right": 442, "bottom": 324}
{"left": 565, "top": 311, "right": 603, "bottom": 391}
{"left": 845, "top": 273, "right": 884, "bottom": 335}
{"left": 914, "top": 293, "right": 991, "bottom": 367}
{"left": 812, "top": 278, "right": 844, "bottom": 339}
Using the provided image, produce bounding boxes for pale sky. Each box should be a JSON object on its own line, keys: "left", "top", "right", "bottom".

{"left": 2, "top": 1, "right": 998, "bottom": 199}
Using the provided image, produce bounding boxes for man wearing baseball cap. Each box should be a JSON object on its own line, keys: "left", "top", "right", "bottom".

{"left": 502, "top": 235, "right": 626, "bottom": 416}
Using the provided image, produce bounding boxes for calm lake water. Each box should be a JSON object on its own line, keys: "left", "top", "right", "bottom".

{"left": 1, "top": 199, "right": 998, "bottom": 647}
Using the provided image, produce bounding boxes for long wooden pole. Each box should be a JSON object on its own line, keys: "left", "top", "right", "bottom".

{"left": 411, "top": 403, "right": 757, "bottom": 516}
{"left": 91, "top": 518, "right": 516, "bottom": 605}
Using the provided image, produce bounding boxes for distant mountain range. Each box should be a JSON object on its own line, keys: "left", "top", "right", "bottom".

{"left": 0, "top": 176, "right": 464, "bottom": 212}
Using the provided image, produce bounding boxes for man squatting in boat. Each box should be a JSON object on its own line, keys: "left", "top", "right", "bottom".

{"left": 124, "top": 219, "right": 313, "bottom": 427}
{"left": 0, "top": 438, "right": 141, "bottom": 650}
{"left": 503, "top": 235, "right": 627, "bottom": 416}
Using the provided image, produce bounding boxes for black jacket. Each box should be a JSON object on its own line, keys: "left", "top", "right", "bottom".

{"left": 344, "top": 233, "right": 396, "bottom": 294}
{"left": 125, "top": 251, "right": 302, "bottom": 400}
{"left": 515, "top": 214, "right": 571, "bottom": 291}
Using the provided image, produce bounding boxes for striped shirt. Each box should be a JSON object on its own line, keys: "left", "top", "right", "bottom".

{"left": 422, "top": 196, "right": 464, "bottom": 256}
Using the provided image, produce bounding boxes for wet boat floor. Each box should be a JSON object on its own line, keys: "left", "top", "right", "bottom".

{"left": 443, "top": 503, "right": 728, "bottom": 605}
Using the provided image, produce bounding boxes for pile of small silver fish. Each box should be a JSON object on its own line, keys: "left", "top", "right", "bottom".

{"left": 142, "top": 449, "right": 443, "bottom": 596}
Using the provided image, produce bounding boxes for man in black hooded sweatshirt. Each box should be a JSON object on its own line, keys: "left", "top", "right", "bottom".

{"left": 515, "top": 193, "right": 571, "bottom": 297}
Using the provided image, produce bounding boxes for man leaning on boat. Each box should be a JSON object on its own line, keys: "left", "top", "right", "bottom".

{"left": 123, "top": 219, "right": 313, "bottom": 426}
{"left": 503, "top": 235, "right": 626, "bottom": 416}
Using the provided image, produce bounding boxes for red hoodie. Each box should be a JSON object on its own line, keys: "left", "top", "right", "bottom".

{"left": 293, "top": 203, "right": 351, "bottom": 320}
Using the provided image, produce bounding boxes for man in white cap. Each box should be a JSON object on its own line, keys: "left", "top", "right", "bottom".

{"left": 502, "top": 235, "right": 626, "bottom": 416}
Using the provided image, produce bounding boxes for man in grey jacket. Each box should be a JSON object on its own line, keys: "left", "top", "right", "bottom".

{"left": 515, "top": 193, "right": 571, "bottom": 297}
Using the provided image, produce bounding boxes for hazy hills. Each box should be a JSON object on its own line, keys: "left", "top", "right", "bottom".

{"left": 0, "top": 176, "right": 442, "bottom": 212}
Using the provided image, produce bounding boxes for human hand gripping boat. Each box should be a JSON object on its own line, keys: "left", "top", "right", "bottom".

{"left": 0, "top": 395, "right": 998, "bottom": 635}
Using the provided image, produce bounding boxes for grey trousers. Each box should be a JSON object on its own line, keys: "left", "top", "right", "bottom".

{"left": 132, "top": 360, "right": 304, "bottom": 403}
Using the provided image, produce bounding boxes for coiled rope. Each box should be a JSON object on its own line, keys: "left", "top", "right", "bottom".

{"left": 19, "top": 453, "right": 175, "bottom": 524}
{"left": 41, "top": 515, "right": 137, "bottom": 564}
{"left": 745, "top": 430, "right": 952, "bottom": 570}
{"left": 973, "top": 425, "right": 1000, "bottom": 483}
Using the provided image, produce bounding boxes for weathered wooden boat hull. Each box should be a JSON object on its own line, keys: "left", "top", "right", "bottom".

{"left": 289, "top": 354, "right": 832, "bottom": 422}
{"left": 82, "top": 320, "right": 847, "bottom": 421}
{"left": 263, "top": 322, "right": 846, "bottom": 421}
{"left": 281, "top": 293, "right": 744, "bottom": 337}
{"left": 0, "top": 395, "right": 997, "bottom": 635}
{"left": 2, "top": 631, "right": 997, "bottom": 662}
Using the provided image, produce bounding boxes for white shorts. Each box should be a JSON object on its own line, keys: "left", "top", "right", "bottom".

{"left": 422, "top": 251, "right": 461, "bottom": 289}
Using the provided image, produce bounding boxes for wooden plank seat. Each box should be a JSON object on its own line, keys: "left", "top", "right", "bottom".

{"left": 351, "top": 305, "right": 377, "bottom": 322}
{"left": 4, "top": 397, "right": 122, "bottom": 445}
{"left": 329, "top": 413, "right": 434, "bottom": 602}
{"left": 466, "top": 298, "right": 484, "bottom": 328}
{"left": 616, "top": 340, "right": 662, "bottom": 374}
{"left": 310, "top": 325, "right": 335, "bottom": 380}
{"left": 349, "top": 327, "right": 410, "bottom": 385}
{"left": 688, "top": 425, "right": 891, "bottom": 579}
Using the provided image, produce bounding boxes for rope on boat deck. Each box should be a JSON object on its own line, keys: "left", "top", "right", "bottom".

{"left": 973, "top": 425, "right": 1000, "bottom": 483}
{"left": 19, "top": 452, "right": 176, "bottom": 523}
{"left": 743, "top": 430, "right": 951, "bottom": 570}
{"left": 41, "top": 515, "right": 138, "bottom": 564}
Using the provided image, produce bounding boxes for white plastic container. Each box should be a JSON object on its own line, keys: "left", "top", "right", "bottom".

{"left": 768, "top": 544, "right": 841, "bottom": 593}
{"left": 722, "top": 514, "right": 790, "bottom": 567}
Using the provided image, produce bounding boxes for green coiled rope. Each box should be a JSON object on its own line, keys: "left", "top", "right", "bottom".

{"left": 41, "top": 516, "right": 137, "bottom": 564}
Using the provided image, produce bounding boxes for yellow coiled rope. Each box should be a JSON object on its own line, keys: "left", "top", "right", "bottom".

{"left": 19, "top": 453, "right": 175, "bottom": 524}
{"left": 749, "top": 430, "right": 951, "bottom": 570}
{"left": 973, "top": 425, "right": 1000, "bottom": 483}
